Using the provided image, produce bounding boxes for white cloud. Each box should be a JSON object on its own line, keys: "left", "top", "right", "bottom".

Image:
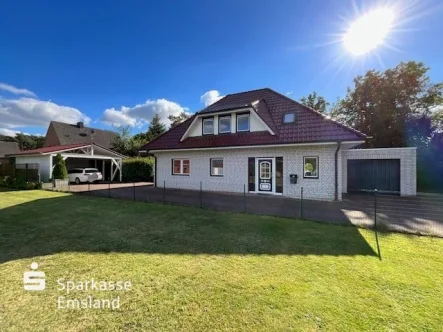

{"left": 0, "top": 82, "right": 36, "bottom": 97}
{"left": 0, "top": 97, "right": 90, "bottom": 129}
{"left": 0, "top": 128, "right": 20, "bottom": 136}
{"left": 102, "top": 99, "right": 189, "bottom": 127}
{"left": 200, "top": 90, "right": 225, "bottom": 107}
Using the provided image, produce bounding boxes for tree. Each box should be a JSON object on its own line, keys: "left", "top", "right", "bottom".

{"left": 111, "top": 126, "right": 145, "bottom": 157}
{"left": 300, "top": 92, "right": 329, "bottom": 114}
{"left": 0, "top": 133, "right": 44, "bottom": 150}
{"left": 52, "top": 153, "right": 68, "bottom": 180}
{"left": 146, "top": 113, "right": 166, "bottom": 141}
{"left": 332, "top": 61, "right": 443, "bottom": 148}
{"left": 168, "top": 112, "right": 191, "bottom": 128}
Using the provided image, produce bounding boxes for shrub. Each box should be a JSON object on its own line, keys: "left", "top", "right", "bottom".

{"left": 52, "top": 153, "right": 68, "bottom": 180}
{"left": 0, "top": 175, "right": 42, "bottom": 190}
{"left": 122, "top": 157, "right": 154, "bottom": 182}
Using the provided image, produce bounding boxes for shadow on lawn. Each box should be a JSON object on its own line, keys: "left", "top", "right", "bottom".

{"left": 0, "top": 194, "right": 378, "bottom": 263}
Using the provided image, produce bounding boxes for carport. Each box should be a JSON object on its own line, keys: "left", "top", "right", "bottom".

{"left": 8, "top": 143, "right": 125, "bottom": 182}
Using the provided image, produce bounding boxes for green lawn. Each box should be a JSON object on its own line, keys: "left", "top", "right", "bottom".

{"left": 0, "top": 190, "right": 442, "bottom": 331}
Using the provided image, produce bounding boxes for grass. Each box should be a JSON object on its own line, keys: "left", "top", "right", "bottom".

{"left": 0, "top": 190, "right": 442, "bottom": 331}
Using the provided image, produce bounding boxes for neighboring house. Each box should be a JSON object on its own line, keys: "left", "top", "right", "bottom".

{"left": 44, "top": 121, "right": 118, "bottom": 149}
{"left": 140, "top": 88, "right": 416, "bottom": 201}
{"left": 0, "top": 142, "right": 20, "bottom": 165}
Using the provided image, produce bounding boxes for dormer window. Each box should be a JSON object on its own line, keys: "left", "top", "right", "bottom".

{"left": 237, "top": 113, "right": 250, "bottom": 132}
{"left": 202, "top": 117, "right": 214, "bottom": 135}
{"left": 219, "top": 115, "right": 231, "bottom": 134}
{"left": 283, "top": 113, "right": 296, "bottom": 123}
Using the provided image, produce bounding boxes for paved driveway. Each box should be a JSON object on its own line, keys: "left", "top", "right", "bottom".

{"left": 62, "top": 183, "right": 443, "bottom": 237}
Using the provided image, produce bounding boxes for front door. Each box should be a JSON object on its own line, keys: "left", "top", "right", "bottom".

{"left": 258, "top": 158, "right": 273, "bottom": 193}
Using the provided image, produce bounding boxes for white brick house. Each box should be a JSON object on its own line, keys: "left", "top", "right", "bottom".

{"left": 141, "top": 88, "right": 417, "bottom": 201}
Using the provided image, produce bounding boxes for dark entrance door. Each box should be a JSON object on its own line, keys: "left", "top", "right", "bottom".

{"left": 347, "top": 159, "right": 400, "bottom": 194}
{"left": 258, "top": 159, "right": 273, "bottom": 192}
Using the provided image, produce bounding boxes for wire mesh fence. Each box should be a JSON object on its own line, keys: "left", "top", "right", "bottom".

{"left": 44, "top": 180, "right": 443, "bottom": 239}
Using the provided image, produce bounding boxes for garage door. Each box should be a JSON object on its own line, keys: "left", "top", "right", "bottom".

{"left": 347, "top": 159, "right": 400, "bottom": 194}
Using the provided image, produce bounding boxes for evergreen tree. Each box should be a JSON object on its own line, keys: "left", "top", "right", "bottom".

{"left": 146, "top": 113, "right": 166, "bottom": 141}
{"left": 52, "top": 153, "right": 68, "bottom": 180}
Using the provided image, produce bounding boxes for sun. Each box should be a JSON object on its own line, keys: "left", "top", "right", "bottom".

{"left": 343, "top": 7, "right": 395, "bottom": 55}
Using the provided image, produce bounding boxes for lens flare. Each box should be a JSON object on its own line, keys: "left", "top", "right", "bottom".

{"left": 343, "top": 7, "right": 395, "bottom": 55}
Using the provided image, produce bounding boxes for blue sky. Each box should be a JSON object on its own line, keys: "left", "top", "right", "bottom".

{"left": 1, "top": 0, "right": 442, "bottom": 136}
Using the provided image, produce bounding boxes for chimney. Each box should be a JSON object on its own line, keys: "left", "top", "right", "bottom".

{"left": 77, "top": 122, "right": 84, "bottom": 129}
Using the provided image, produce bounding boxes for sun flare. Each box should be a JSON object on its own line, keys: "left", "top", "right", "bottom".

{"left": 343, "top": 7, "right": 395, "bottom": 55}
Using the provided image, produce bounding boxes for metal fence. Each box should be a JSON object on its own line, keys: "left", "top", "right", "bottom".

{"left": 45, "top": 180, "right": 443, "bottom": 239}
{"left": 0, "top": 163, "right": 40, "bottom": 181}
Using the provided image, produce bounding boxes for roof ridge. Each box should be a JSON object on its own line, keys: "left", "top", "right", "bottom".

{"left": 51, "top": 120, "right": 118, "bottom": 134}
{"left": 266, "top": 88, "right": 367, "bottom": 138}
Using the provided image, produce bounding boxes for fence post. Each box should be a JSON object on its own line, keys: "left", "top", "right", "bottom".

{"left": 68, "top": 180, "right": 70, "bottom": 193}
{"left": 163, "top": 181, "right": 166, "bottom": 204}
{"left": 133, "top": 182, "right": 136, "bottom": 201}
{"left": 200, "top": 182, "right": 203, "bottom": 208}
{"left": 374, "top": 188, "right": 382, "bottom": 260}
{"left": 374, "top": 189, "right": 377, "bottom": 230}
{"left": 300, "top": 187, "right": 304, "bottom": 219}
{"left": 88, "top": 182, "right": 90, "bottom": 195}
{"left": 244, "top": 184, "right": 247, "bottom": 213}
{"left": 108, "top": 182, "right": 111, "bottom": 198}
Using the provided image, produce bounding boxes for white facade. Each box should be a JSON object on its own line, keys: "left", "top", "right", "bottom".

{"left": 15, "top": 155, "right": 52, "bottom": 182}
{"left": 155, "top": 144, "right": 343, "bottom": 201}
{"left": 342, "top": 147, "right": 417, "bottom": 196}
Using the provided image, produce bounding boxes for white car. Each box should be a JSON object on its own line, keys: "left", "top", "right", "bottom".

{"left": 68, "top": 168, "right": 103, "bottom": 184}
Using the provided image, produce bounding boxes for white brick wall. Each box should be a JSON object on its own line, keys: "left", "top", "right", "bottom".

{"left": 342, "top": 148, "right": 416, "bottom": 196}
{"left": 154, "top": 144, "right": 343, "bottom": 201}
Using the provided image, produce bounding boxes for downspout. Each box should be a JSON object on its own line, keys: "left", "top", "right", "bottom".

{"left": 153, "top": 155, "right": 157, "bottom": 187}
{"left": 334, "top": 141, "right": 342, "bottom": 201}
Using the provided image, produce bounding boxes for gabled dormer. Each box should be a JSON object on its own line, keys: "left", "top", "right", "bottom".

{"left": 180, "top": 100, "right": 275, "bottom": 141}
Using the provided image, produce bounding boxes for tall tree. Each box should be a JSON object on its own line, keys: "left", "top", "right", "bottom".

{"left": 146, "top": 113, "right": 166, "bottom": 141}
{"left": 300, "top": 92, "right": 329, "bottom": 114}
{"left": 111, "top": 126, "right": 145, "bottom": 157}
{"left": 168, "top": 112, "right": 191, "bottom": 128}
{"left": 332, "top": 61, "right": 443, "bottom": 148}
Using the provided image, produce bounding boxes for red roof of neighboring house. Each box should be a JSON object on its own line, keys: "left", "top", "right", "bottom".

{"left": 141, "top": 88, "right": 367, "bottom": 152}
{"left": 7, "top": 143, "right": 89, "bottom": 156}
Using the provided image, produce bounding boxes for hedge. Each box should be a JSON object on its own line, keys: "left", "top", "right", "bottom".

{"left": 122, "top": 157, "right": 154, "bottom": 182}
{"left": 0, "top": 176, "right": 42, "bottom": 190}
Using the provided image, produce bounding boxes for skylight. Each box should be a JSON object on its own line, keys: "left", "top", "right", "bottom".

{"left": 283, "top": 113, "right": 296, "bottom": 124}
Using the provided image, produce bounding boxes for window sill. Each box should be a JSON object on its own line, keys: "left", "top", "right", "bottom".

{"left": 172, "top": 174, "right": 190, "bottom": 176}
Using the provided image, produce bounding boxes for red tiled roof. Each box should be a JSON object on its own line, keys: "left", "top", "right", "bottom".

{"left": 7, "top": 143, "right": 89, "bottom": 156}
{"left": 141, "top": 88, "right": 366, "bottom": 151}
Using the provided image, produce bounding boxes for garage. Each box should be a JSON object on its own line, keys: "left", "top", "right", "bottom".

{"left": 342, "top": 147, "right": 417, "bottom": 197}
{"left": 347, "top": 159, "right": 400, "bottom": 194}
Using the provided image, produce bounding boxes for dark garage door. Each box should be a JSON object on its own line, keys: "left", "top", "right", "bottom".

{"left": 347, "top": 159, "right": 400, "bottom": 194}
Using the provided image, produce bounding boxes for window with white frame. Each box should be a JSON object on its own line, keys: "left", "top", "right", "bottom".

{"left": 218, "top": 116, "right": 231, "bottom": 133}
{"left": 202, "top": 117, "right": 214, "bottom": 135}
{"left": 210, "top": 158, "right": 223, "bottom": 176}
{"left": 172, "top": 159, "right": 190, "bottom": 175}
{"left": 303, "top": 157, "right": 318, "bottom": 178}
{"left": 237, "top": 113, "right": 250, "bottom": 132}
